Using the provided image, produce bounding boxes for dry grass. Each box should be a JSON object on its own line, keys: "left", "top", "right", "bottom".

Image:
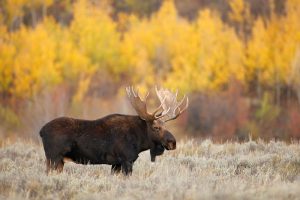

{"left": 0, "top": 139, "right": 300, "bottom": 200}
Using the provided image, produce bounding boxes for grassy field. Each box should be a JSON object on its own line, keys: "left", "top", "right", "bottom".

{"left": 0, "top": 139, "right": 300, "bottom": 200}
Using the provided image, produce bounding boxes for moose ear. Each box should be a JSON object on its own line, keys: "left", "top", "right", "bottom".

{"left": 138, "top": 116, "right": 147, "bottom": 121}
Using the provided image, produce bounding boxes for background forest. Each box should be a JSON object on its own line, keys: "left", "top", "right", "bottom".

{"left": 0, "top": 0, "right": 300, "bottom": 141}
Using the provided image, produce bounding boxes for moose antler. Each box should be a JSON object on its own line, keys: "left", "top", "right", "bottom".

{"left": 126, "top": 86, "right": 170, "bottom": 121}
{"left": 155, "top": 86, "right": 189, "bottom": 122}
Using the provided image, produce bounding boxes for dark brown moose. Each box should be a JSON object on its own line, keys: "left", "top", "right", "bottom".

{"left": 39, "top": 87, "right": 188, "bottom": 175}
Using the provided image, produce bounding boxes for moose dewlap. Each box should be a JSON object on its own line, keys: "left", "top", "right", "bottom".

{"left": 39, "top": 87, "right": 188, "bottom": 175}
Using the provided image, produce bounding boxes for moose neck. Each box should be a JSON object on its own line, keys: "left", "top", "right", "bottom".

{"left": 135, "top": 116, "right": 155, "bottom": 153}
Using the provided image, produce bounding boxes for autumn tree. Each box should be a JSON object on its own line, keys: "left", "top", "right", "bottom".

{"left": 246, "top": 0, "right": 300, "bottom": 104}
{"left": 165, "top": 8, "right": 245, "bottom": 92}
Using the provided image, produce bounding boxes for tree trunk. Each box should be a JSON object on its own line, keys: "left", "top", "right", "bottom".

{"left": 275, "top": 67, "right": 281, "bottom": 106}
{"left": 31, "top": 9, "right": 37, "bottom": 27}
{"left": 256, "top": 68, "right": 262, "bottom": 99}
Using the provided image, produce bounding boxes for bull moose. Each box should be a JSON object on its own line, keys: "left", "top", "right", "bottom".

{"left": 39, "top": 87, "right": 188, "bottom": 175}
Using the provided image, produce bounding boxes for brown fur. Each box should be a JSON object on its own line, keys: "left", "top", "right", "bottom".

{"left": 40, "top": 114, "right": 176, "bottom": 175}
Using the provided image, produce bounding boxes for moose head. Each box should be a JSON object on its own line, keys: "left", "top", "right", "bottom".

{"left": 126, "top": 86, "right": 189, "bottom": 151}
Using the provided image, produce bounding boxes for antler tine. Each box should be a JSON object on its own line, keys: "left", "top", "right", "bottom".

{"left": 155, "top": 85, "right": 178, "bottom": 119}
{"left": 126, "top": 86, "right": 159, "bottom": 121}
{"left": 145, "top": 91, "right": 150, "bottom": 100}
{"left": 126, "top": 86, "right": 133, "bottom": 100}
{"left": 155, "top": 85, "right": 159, "bottom": 96}
{"left": 178, "top": 94, "right": 186, "bottom": 107}
{"left": 131, "top": 86, "right": 137, "bottom": 98}
{"left": 154, "top": 86, "right": 189, "bottom": 122}
{"left": 126, "top": 86, "right": 130, "bottom": 96}
{"left": 155, "top": 86, "right": 171, "bottom": 112}
{"left": 175, "top": 89, "right": 178, "bottom": 101}
{"left": 155, "top": 107, "right": 171, "bottom": 119}
{"left": 180, "top": 96, "right": 189, "bottom": 113}
{"left": 152, "top": 96, "right": 166, "bottom": 116}
{"left": 164, "top": 96, "right": 189, "bottom": 122}
{"left": 130, "top": 86, "right": 149, "bottom": 102}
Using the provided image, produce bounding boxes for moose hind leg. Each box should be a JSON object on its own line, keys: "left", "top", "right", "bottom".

{"left": 46, "top": 158, "right": 64, "bottom": 174}
{"left": 56, "top": 160, "right": 64, "bottom": 173}
{"left": 46, "top": 159, "right": 51, "bottom": 174}
{"left": 121, "top": 161, "right": 133, "bottom": 176}
{"left": 111, "top": 164, "right": 121, "bottom": 175}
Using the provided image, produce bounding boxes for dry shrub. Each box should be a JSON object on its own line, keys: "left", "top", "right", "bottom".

{"left": 1, "top": 139, "right": 300, "bottom": 200}
{"left": 20, "top": 85, "right": 71, "bottom": 140}
{"left": 287, "top": 106, "right": 300, "bottom": 139}
{"left": 19, "top": 81, "right": 130, "bottom": 141}
{"left": 187, "top": 81, "right": 249, "bottom": 141}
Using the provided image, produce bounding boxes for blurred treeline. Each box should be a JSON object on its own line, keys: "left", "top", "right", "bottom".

{"left": 0, "top": 0, "right": 300, "bottom": 141}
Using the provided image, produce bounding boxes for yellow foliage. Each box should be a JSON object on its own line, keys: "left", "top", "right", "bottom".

{"left": 57, "top": 27, "right": 92, "bottom": 82}
{"left": 72, "top": 76, "right": 92, "bottom": 105}
{"left": 27, "top": 0, "right": 53, "bottom": 8}
{"left": 4, "top": 0, "right": 27, "bottom": 24}
{"left": 121, "top": 1, "right": 180, "bottom": 88}
{"left": 246, "top": 0, "right": 300, "bottom": 86}
{"left": 229, "top": 0, "right": 246, "bottom": 23}
{"left": 70, "top": 0, "right": 124, "bottom": 75}
{"left": 3, "top": 0, "right": 54, "bottom": 26}
{"left": 0, "top": 25, "right": 15, "bottom": 94}
{"left": 167, "top": 9, "right": 245, "bottom": 91}
{"left": 10, "top": 18, "right": 61, "bottom": 98}
{"left": 123, "top": 1, "right": 245, "bottom": 92}
{"left": 246, "top": 18, "right": 270, "bottom": 84}
{"left": 0, "top": 0, "right": 300, "bottom": 105}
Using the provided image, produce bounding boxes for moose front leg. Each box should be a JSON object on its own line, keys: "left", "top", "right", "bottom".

{"left": 111, "top": 164, "right": 121, "bottom": 174}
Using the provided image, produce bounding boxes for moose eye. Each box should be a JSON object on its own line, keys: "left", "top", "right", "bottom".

{"left": 154, "top": 127, "right": 160, "bottom": 131}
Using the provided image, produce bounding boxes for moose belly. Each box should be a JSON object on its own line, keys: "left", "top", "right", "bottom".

{"left": 64, "top": 149, "right": 118, "bottom": 165}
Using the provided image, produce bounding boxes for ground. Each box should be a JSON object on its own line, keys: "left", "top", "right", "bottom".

{"left": 0, "top": 139, "right": 300, "bottom": 200}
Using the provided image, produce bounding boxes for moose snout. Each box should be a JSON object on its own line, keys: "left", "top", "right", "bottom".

{"left": 166, "top": 139, "right": 176, "bottom": 150}
{"left": 162, "top": 130, "right": 176, "bottom": 150}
